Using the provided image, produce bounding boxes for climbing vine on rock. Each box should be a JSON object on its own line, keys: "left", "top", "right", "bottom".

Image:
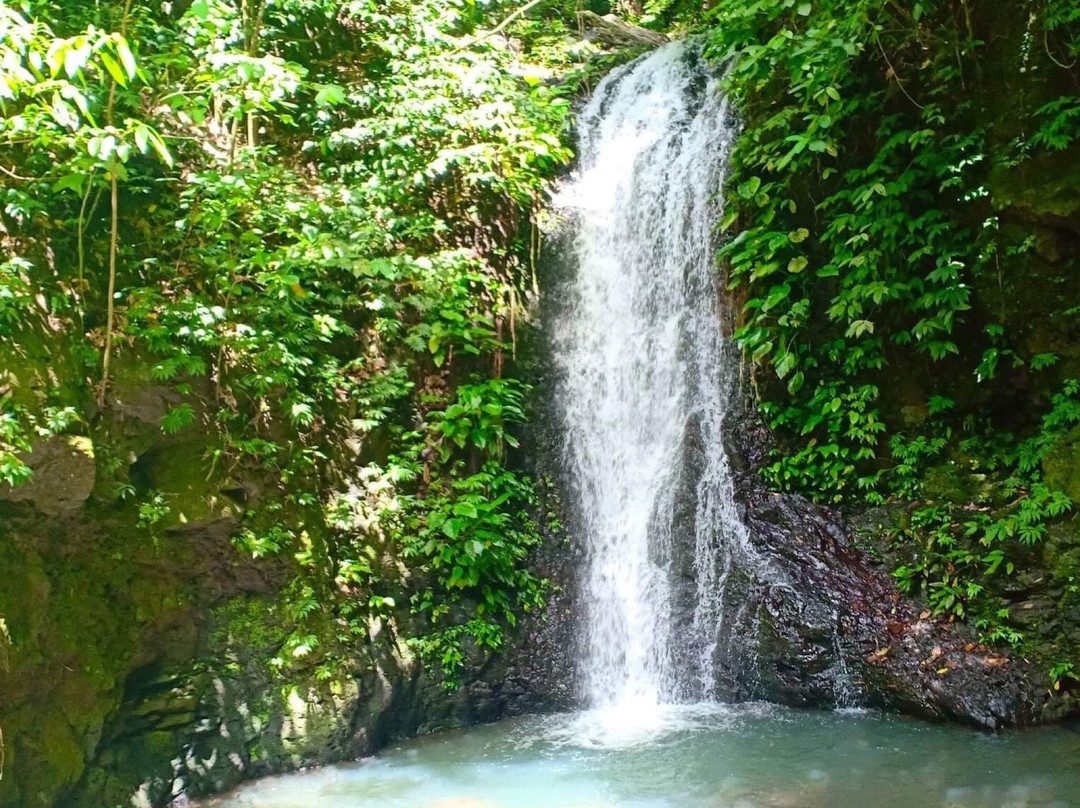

{"left": 696, "top": 0, "right": 1080, "bottom": 683}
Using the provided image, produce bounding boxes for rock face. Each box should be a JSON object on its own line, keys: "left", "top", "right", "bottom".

{"left": 698, "top": 408, "right": 1077, "bottom": 728}
{"left": 1, "top": 371, "right": 1073, "bottom": 808}
{"left": 0, "top": 459, "right": 572, "bottom": 808}
{"left": 520, "top": 396, "right": 1072, "bottom": 729}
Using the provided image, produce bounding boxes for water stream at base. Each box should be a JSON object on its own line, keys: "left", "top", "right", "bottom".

{"left": 551, "top": 39, "right": 750, "bottom": 710}
{"left": 204, "top": 707, "right": 1080, "bottom": 808}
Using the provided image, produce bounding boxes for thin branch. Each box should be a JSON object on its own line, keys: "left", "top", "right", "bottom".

{"left": 0, "top": 164, "right": 33, "bottom": 181}
{"left": 509, "top": 284, "right": 518, "bottom": 360}
{"left": 875, "top": 33, "right": 924, "bottom": 110}
{"left": 245, "top": 0, "right": 266, "bottom": 158}
{"left": 228, "top": 115, "right": 241, "bottom": 166}
{"left": 530, "top": 203, "right": 540, "bottom": 299}
{"left": 98, "top": 0, "right": 134, "bottom": 405}
{"left": 1045, "top": 28, "right": 1078, "bottom": 70}
{"left": 173, "top": 193, "right": 201, "bottom": 275}
{"left": 99, "top": 172, "right": 119, "bottom": 406}
{"left": 76, "top": 170, "right": 100, "bottom": 328}
{"left": 455, "top": 0, "right": 550, "bottom": 52}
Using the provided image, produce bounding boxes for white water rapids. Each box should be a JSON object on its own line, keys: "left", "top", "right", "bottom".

{"left": 552, "top": 39, "right": 751, "bottom": 717}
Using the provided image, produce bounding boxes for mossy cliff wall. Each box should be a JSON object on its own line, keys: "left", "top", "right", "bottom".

{"left": 868, "top": 67, "right": 1080, "bottom": 679}
{"left": 0, "top": 366, "right": 571, "bottom": 808}
{"left": 0, "top": 373, "right": 375, "bottom": 808}
{"left": 859, "top": 98, "right": 1080, "bottom": 683}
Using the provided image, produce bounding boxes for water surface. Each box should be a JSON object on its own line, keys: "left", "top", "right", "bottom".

{"left": 203, "top": 705, "right": 1080, "bottom": 808}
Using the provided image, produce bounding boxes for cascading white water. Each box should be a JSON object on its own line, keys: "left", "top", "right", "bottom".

{"left": 552, "top": 39, "right": 750, "bottom": 711}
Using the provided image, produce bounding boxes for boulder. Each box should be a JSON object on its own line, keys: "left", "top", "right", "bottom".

{"left": 0, "top": 435, "right": 95, "bottom": 516}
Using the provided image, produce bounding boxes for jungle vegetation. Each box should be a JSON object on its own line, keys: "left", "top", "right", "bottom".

{"left": 2, "top": 3, "right": 1080, "bottom": 777}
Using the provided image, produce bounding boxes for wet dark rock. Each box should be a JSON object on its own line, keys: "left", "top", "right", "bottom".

{"left": 713, "top": 408, "right": 1076, "bottom": 729}
{"left": 509, "top": 394, "right": 1077, "bottom": 729}
{"left": 452, "top": 479, "right": 581, "bottom": 721}
{"left": 1000, "top": 571, "right": 1049, "bottom": 601}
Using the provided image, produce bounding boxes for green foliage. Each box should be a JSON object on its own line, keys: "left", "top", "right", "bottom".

{"left": 0, "top": 406, "right": 35, "bottom": 487}
{"left": 401, "top": 461, "right": 547, "bottom": 682}
{"left": 430, "top": 379, "right": 526, "bottom": 459}
{"left": 708, "top": 0, "right": 1078, "bottom": 501}
{"left": 1050, "top": 660, "right": 1077, "bottom": 689}
{"left": 1, "top": 0, "right": 584, "bottom": 683}
{"left": 882, "top": 381, "right": 1080, "bottom": 640}
{"left": 0, "top": 404, "right": 80, "bottom": 486}
{"left": 136, "top": 490, "right": 172, "bottom": 533}
{"left": 711, "top": 0, "right": 982, "bottom": 502}
{"left": 705, "top": 0, "right": 1080, "bottom": 671}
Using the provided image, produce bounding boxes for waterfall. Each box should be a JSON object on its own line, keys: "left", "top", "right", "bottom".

{"left": 551, "top": 39, "right": 749, "bottom": 710}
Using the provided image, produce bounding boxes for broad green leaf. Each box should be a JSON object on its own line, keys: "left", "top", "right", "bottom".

{"left": 115, "top": 40, "right": 137, "bottom": 81}
{"left": 315, "top": 85, "right": 347, "bottom": 107}
{"left": 147, "top": 129, "right": 174, "bottom": 167}
{"left": 738, "top": 176, "right": 761, "bottom": 199}
{"left": 98, "top": 51, "right": 127, "bottom": 86}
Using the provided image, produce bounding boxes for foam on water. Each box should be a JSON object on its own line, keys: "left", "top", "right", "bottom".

{"left": 545, "top": 701, "right": 773, "bottom": 751}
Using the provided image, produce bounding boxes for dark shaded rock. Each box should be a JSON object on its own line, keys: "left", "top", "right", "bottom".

{"left": 1000, "top": 570, "right": 1050, "bottom": 601}
{"left": 0, "top": 500, "right": 290, "bottom": 808}
{"left": 109, "top": 384, "right": 181, "bottom": 427}
{"left": 412, "top": 479, "right": 580, "bottom": 729}
{"left": 714, "top": 408, "right": 1075, "bottom": 729}
{"left": 466, "top": 511, "right": 580, "bottom": 718}
{"left": 1010, "top": 599, "right": 1058, "bottom": 630}
{"left": 0, "top": 480, "right": 579, "bottom": 808}
{"left": 70, "top": 606, "right": 415, "bottom": 808}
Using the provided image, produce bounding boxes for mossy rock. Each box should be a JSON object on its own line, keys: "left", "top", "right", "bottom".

{"left": 1046, "top": 543, "right": 1080, "bottom": 589}
{"left": 1009, "top": 598, "right": 1058, "bottom": 632}
{"left": 0, "top": 508, "right": 207, "bottom": 808}
{"left": 0, "top": 436, "right": 96, "bottom": 516}
{"left": 1045, "top": 521, "right": 1080, "bottom": 554}
{"left": 922, "top": 461, "right": 975, "bottom": 503}
{"left": 991, "top": 146, "right": 1080, "bottom": 221}
{"left": 136, "top": 441, "right": 243, "bottom": 527}
{"left": 0, "top": 322, "right": 86, "bottom": 412}
{"left": 1042, "top": 425, "right": 1080, "bottom": 503}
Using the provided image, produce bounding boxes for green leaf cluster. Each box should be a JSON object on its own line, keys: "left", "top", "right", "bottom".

{"left": 0, "top": 0, "right": 585, "bottom": 682}
{"left": 701, "top": 0, "right": 1080, "bottom": 677}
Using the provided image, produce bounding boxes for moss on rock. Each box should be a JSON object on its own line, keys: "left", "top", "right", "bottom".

{"left": 1043, "top": 425, "right": 1080, "bottom": 503}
